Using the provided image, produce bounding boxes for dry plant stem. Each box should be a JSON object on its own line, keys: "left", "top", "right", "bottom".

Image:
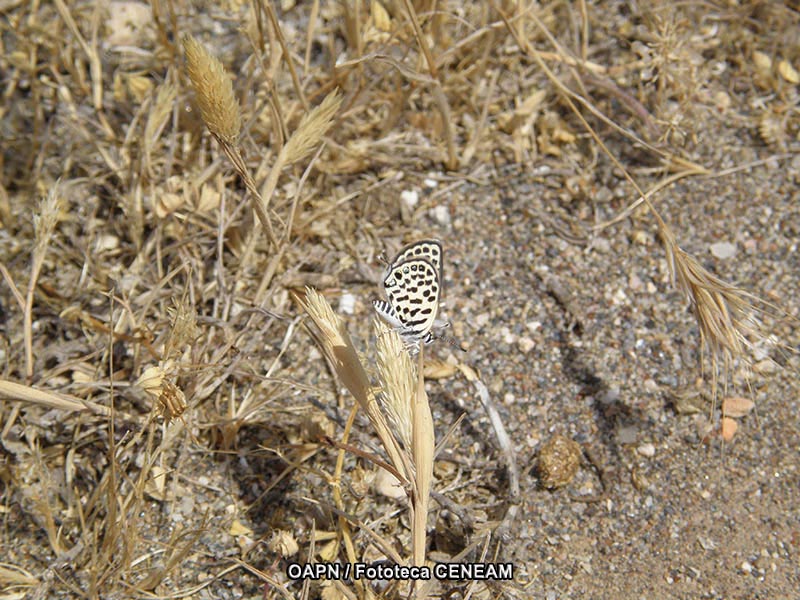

{"left": 498, "top": 5, "right": 680, "bottom": 233}
{"left": 497, "top": 5, "right": 668, "bottom": 160}
{"left": 215, "top": 138, "right": 279, "bottom": 248}
{"left": 331, "top": 406, "right": 361, "bottom": 573}
{"left": 411, "top": 347, "right": 434, "bottom": 568}
{"left": 0, "top": 379, "right": 113, "bottom": 416}
{"left": 302, "top": 497, "right": 405, "bottom": 566}
{"left": 476, "top": 377, "right": 520, "bottom": 543}
{"left": 499, "top": 6, "right": 766, "bottom": 386}
{"left": 53, "top": 0, "right": 103, "bottom": 113}
{"left": 401, "top": 0, "right": 458, "bottom": 170}
{"left": 592, "top": 166, "right": 709, "bottom": 231}
{"left": 259, "top": 0, "right": 308, "bottom": 111}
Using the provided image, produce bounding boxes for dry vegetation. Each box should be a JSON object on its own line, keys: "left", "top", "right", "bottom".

{"left": 1, "top": 1, "right": 798, "bottom": 599}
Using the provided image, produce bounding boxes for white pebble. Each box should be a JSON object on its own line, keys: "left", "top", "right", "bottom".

{"left": 400, "top": 189, "right": 419, "bottom": 209}
{"left": 637, "top": 443, "right": 656, "bottom": 457}
{"left": 431, "top": 205, "right": 450, "bottom": 225}
{"left": 710, "top": 241, "right": 737, "bottom": 259}
{"left": 518, "top": 336, "right": 535, "bottom": 353}
{"left": 339, "top": 292, "right": 356, "bottom": 315}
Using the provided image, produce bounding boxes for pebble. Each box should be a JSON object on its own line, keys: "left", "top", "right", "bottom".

{"left": 617, "top": 425, "right": 638, "bottom": 444}
{"left": 400, "top": 189, "right": 419, "bottom": 209}
{"left": 637, "top": 443, "right": 656, "bottom": 457}
{"left": 710, "top": 241, "right": 737, "bottom": 259}
{"left": 431, "top": 205, "right": 450, "bottom": 225}
{"left": 339, "top": 292, "right": 356, "bottom": 315}
{"left": 518, "top": 336, "right": 535, "bottom": 353}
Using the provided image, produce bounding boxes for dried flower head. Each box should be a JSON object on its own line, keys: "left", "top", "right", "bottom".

{"left": 183, "top": 36, "right": 241, "bottom": 143}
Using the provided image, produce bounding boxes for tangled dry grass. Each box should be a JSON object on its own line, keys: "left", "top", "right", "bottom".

{"left": 1, "top": 1, "right": 798, "bottom": 598}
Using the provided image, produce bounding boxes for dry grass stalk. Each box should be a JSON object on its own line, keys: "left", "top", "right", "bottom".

{"left": 259, "top": 90, "right": 342, "bottom": 217}
{"left": 10, "top": 183, "right": 65, "bottom": 379}
{"left": 411, "top": 346, "right": 434, "bottom": 569}
{"left": 183, "top": 35, "right": 276, "bottom": 245}
{"left": 183, "top": 36, "right": 241, "bottom": 143}
{"left": 301, "top": 290, "right": 437, "bottom": 574}
{"left": 375, "top": 319, "right": 415, "bottom": 452}
{"left": 0, "top": 379, "right": 111, "bottom": 416}
{"left": 400, "top": 0, "right": 457, "bottom": 169}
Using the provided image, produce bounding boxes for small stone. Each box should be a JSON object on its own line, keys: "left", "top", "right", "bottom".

{"left": 721, "top": 417, "right": 738, "bottom": 441}
{"left": 722, "top": 396, "right": 755, "bottom": 418}
{"left": 740, "top": 561, "right": 753, "bottom": 575}
{"left": 400, "top": 189, "right": 419, "bottom": 209}
{"left": 617, "top": 425, "right": 638, "bottom": 445}
{"left": 518, "top": 336, "right": 535, "bottom": 353}
{"left": 374, "top": 468, "right": 405, "bottom": 499}
{"left": 338, "top": 292, "right": 356, "bottom": 315}
{"left": 710, "top": 241, "right": 736, "bottom": 259}
{"left": 526, "top": 321, "right": 542, "bottom": 333}
{"left": 643, "top": 378, "right": 659, "bottom": 393}
{"left": 431, "top": 205, "right": 450, "bottom": 225}
{"left": 637, "top": 443, "right": 656, "bottom": 457}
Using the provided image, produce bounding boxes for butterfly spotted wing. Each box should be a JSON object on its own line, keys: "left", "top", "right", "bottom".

{"left": 373, "top": 240, "right": 443, "bottom": 350}
{"left": 386, "top": 239, "right": 442, "bottom": 282}
{"left": 374, "top": 257, "right": 440, "bottom": 346}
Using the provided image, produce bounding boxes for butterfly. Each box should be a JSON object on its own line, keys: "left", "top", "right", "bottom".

{"left": 373, "top": 239, "right": 457, "bottom": 354}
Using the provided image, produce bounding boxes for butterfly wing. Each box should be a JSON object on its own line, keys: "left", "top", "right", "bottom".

{"left": 381, "top": 257, "right": 440, "bottom": 343}
{"left": 387, "top": 239, "right": 442, "bottom": 282}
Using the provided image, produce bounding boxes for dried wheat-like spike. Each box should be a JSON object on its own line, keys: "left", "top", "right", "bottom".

{"left": 298, "top": 288, "right": 409, "bottom": 482}
{"left": 183, "top": 36, "right": 241, "bottom": 143}
{"left": 664, "top": 232, "right": 763, "bottom": 364}
{"left": 282, "top": 90, "right": 342, "bottom": 166}
{"left": 374, "top": 319, "right": 415, "bottom": 453}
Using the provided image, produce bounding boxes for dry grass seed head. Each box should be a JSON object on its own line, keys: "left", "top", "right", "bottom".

{"left": 282, "top": 90, "right": 342, "bottom": 166}
{"left": 665, "top": 237, "right": 763, "bottom": 365}
{"left": 298, "top": 287, "right": 372, "bottom": 410}
{"left": 183, "top": 36, "right": 241, "bottom": 143}
{"left": 374, "top": 319, "right": 415, "bottom": 453}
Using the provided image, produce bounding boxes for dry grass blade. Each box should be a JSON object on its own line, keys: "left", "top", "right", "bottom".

{"left": 282, "top": 91, "right": 342, "bottom": 166}
{"left": 0, "top": 379, "right": 111, "bottom": 415}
